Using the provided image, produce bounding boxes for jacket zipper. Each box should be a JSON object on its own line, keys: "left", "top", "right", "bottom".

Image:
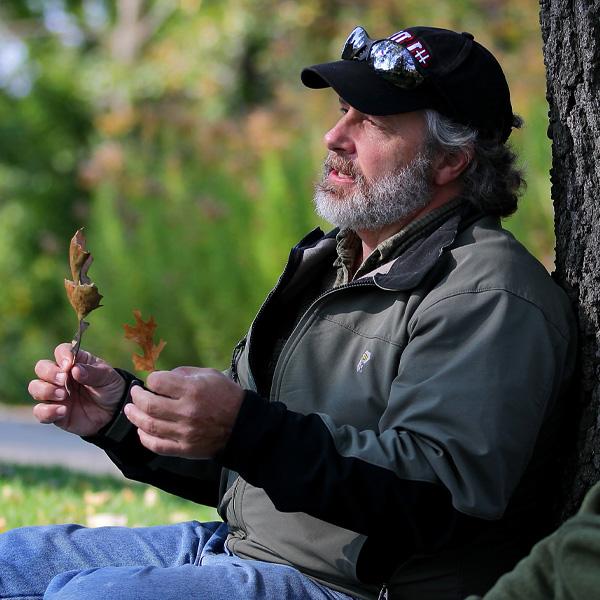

{"left": 244, "top": 239, "right": 377, "bottom": 391}
{"left": 377, "top": 584, "right": 388, "bottom": 600}
{"left": 229, "top": 337, "right": 247, "bottom": 384}
{"left": 269, "top": 278, "right": 378, "bottom": 398}
{"left": 231, "top": 477, "right": 247, "bottom": 535}
{"left": 245, "top": 247, "right": 303, "bottom": 392}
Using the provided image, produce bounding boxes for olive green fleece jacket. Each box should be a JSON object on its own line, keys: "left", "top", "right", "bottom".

{"left": 467, "top": 481, "right": 600, "bottom": 600}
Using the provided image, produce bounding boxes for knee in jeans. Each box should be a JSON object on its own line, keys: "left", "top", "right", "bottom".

{"left": 45, "top": 568, "right": 118, "bottom": 600}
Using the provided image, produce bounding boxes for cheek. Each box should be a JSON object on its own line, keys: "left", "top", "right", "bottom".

{"left": 369, "top": 139, "right": 421, "bottom": 179}
{"left": 358, "top": 150, "right": 396, "bottom": 180}
{"left": 355, "top": 141, "right": 387, "bottom": 178}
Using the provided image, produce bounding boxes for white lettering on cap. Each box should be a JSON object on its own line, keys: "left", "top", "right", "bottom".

{"left": 406, "top": 41, "right": 431, "bottom": 65}
{"left": 389, "top": 30, "right": 413, "bottom": 43}
{"left": 389, "top": 31, "right": 432, "bottom": 67}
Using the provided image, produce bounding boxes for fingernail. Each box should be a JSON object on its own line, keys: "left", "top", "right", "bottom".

{"left": 55, "top": 389, "right": 66, "bottom": 400}
{"left": 61, "top": 359, "right": 71, "bottom": 370}
{"left": 55, "top": 372, "right": 66, "bottom": 385}
{"left": 56, "top": 406, "right": 67, "bottom": 417}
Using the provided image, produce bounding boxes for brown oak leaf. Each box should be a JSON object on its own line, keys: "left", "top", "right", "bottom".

{"left": 64, "top": 228, "right": 103, "bottom": 321}
{"left": 123, "top": 310, "right": 166, "bottom": 372}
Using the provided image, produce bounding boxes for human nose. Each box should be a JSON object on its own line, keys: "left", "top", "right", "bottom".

{"left": 324, "top": 114, "right": 356, "bottom": 156}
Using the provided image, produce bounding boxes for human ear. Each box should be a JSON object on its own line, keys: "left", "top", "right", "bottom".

{"left": 431, "top": 148, "right": 472, "bottom": 186}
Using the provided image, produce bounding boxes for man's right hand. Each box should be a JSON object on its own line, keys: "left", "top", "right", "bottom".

{"left": 28, "top": 343, "right": 126, "bottom": 437}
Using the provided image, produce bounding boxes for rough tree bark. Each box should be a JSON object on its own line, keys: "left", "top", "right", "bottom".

{"left": 540, "top": 0, "right": 600, "bottom": 518}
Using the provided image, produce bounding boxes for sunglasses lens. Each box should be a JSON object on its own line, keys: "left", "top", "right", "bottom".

{"left": 342, "top": 27, "right": 370, "bottom": 60}
{"left": 369, "top": 40, "right": 424, "bottom": 89}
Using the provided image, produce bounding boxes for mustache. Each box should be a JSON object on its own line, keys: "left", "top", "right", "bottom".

{"left": 323, "top": 153, "right": 363, "bottom": 180}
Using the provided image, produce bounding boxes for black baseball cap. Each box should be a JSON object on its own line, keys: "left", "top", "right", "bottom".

{"left": 301, "top": 26, "right": 516, "bottom": 142}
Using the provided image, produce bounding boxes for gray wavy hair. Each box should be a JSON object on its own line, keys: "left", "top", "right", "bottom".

{"left": 423, "top": 110, "right": 525, "bottom": 218}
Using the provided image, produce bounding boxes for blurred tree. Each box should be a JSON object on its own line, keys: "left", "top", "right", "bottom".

{"left": 0, "top": 1, "right": 94, "bottom": 397}
{"left": 540, "top": 0, "right": 600, "bottom": 518}
{"left": 0, "top": 0, "right": 557, "bottom": 403}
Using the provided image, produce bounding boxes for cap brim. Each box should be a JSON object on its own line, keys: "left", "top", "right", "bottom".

{"left": 301, "top": 60, "right": 439, "bottom": 116}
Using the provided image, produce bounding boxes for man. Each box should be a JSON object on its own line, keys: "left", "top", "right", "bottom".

{"left": 1, "top": 25, "right": 576, "bottom": 600}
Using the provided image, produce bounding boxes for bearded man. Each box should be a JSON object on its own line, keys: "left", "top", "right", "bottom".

{"left": 2, "top": 25, "right": 576, "bottom": 600}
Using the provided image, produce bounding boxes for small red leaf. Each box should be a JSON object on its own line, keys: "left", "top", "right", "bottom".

{"left": 123, "top": 310, "right": 166, "bottom": 372}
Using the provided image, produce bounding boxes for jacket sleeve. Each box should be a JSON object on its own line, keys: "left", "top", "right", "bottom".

{"left": 217, "top": 289, "right": 574, "bottom": 555}
{"left": 83, "top": 369, "right": 222, "bottom": 508}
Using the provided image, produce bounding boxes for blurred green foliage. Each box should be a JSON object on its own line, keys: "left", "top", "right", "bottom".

{"left": 0, "top": 0, "right": 553, "bottom": 403}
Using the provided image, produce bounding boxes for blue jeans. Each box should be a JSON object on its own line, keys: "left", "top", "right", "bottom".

{"left": 0, "top": 521, "right": 355, "bottom": 600}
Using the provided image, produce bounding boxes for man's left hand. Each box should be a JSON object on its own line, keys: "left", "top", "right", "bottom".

{"left": 125, "top": 367, "right": 244, "bottom": 459}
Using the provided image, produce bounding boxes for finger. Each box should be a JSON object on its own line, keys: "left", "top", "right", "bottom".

{"left": 146, "top": 371, "right": 190, "bottom": 398}
{"left": 32, "top": 402, "right": 68, "bottom": 424}
{"left": 136, "top": 428, "right": 183, "bottom": 456}
{"left": 54, "top": 344, "right": 96, "bottom": 369}
{"left": 129, "top": 386, "right": 179, "bottom": 422}
{"left": 124, "top": 402, "right": 181, "bottom": 440}
{"left": 34, "top": 359, "right": 68, "bottom": 385}
{"left": 28, "top": 379, "right": 67, "bottom": 402}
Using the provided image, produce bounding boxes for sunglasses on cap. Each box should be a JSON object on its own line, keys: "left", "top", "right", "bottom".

{"left": 341, "top": 26, "right": 425, "bottom": 90}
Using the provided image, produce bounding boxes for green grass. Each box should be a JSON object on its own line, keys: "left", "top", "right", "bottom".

{"left": 0, "top": 463, "right": 220, "bottom": 532}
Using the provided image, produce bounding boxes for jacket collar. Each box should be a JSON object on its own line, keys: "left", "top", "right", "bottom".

{"left": 293, "top": 204, "right": 480, "bottom": 293}
{"left": 369, "top": 212, "right": 463, "bottom": 291}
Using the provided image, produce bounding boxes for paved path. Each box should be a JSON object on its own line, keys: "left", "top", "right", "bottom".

{"left": 0, "top": 404, "right": 123, "bottom": 478}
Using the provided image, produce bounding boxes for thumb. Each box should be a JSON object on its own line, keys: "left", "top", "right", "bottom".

{"left": 55, "top": 343, "right": 75, "bottom": 367}
{"left": 55, "top": 344, "right": 96, "bottom": 370}
{"left": 72, "top": 363, "right": 120, "bottom": 388}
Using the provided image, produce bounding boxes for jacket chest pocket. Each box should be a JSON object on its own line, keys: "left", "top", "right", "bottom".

{"left": 273, "top": 314, "right": 405, "bottom": 429}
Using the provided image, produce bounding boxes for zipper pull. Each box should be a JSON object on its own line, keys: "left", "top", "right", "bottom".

{"left": 377, "top": 584, "right": 388, "bottom": 600}
{"left": 229, "top": 337, "right": 247, "bottom": 383}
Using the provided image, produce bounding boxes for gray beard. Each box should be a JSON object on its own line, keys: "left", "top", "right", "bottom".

{"left": 313, "top": 151, "right": 433, "bottom": 231}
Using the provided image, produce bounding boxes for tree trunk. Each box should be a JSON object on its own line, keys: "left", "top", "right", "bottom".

{"left": 540, "top": 0, "right": 600, "bottom": 518}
